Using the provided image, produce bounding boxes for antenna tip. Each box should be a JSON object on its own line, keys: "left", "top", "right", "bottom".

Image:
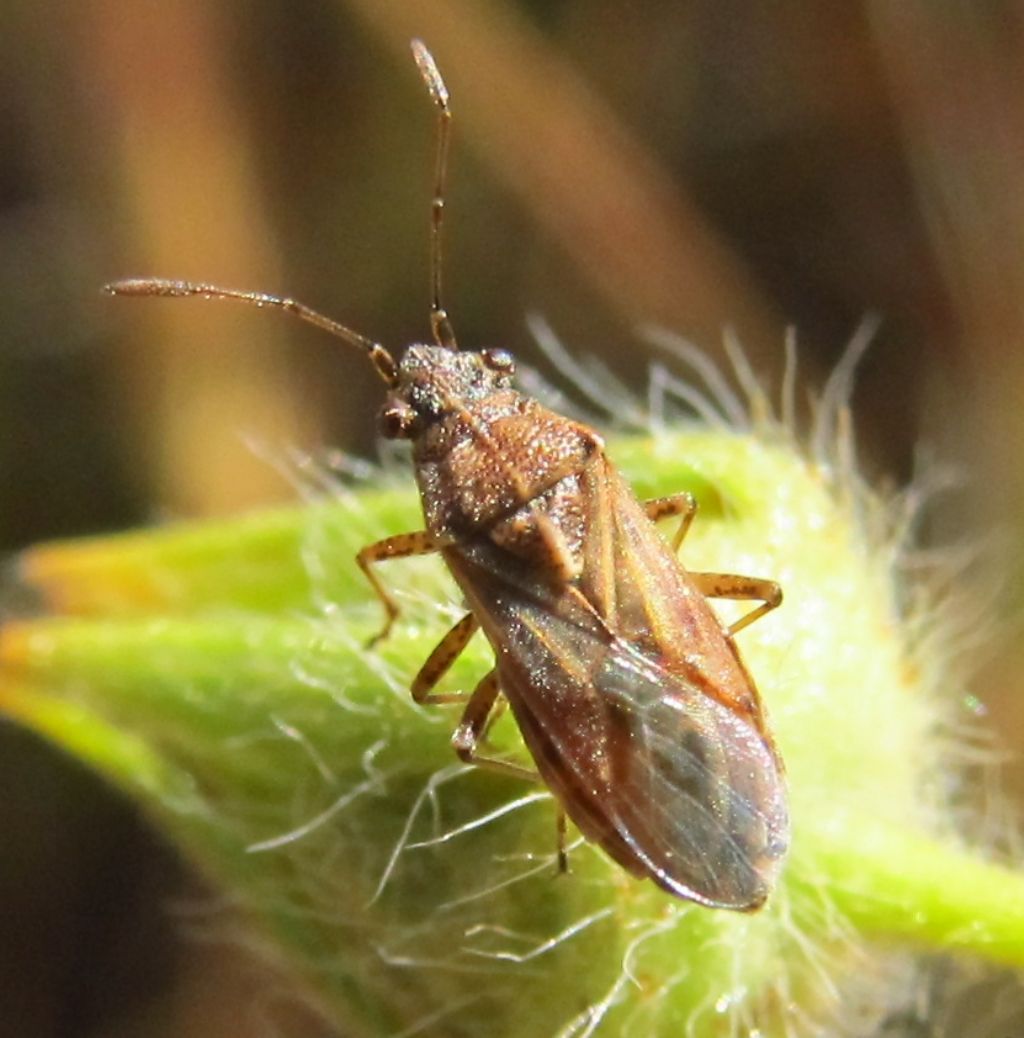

{"left": 410, "top": 39, "right": 449, "bottom": 106}
{"left": 102, "top": 278, "right": 196, "bottom": 299}
{"left": 104, "top": 278, "right": 165, "bottom": 297}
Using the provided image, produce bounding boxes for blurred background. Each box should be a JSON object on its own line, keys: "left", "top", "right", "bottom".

{"left": 1, "top": 0, "right": 1023, "bottom": 1034}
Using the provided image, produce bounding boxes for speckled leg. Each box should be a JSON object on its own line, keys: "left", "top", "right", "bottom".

{"left": 411, "top": 612, "right": 479, "bottom": 704}
{"left": 689, "top": 572, "right": 783, "bottom": 636}
{"left": 451, "top": 670, "right": 539, "bottom": 784}
{"left": 356, "top": 530, "right": 442, "bottom": 645}
{"left": 643, "top": 492, "right": 697, "bottom": 552}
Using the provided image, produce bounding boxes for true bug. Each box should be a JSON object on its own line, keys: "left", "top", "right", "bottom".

{"left": 107, "top": 40, "right": 788, "bottom": 910}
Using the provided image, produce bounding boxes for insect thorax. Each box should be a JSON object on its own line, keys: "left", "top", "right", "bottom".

{"left": 400, "top": 352, "right": 601, "bottom": 562}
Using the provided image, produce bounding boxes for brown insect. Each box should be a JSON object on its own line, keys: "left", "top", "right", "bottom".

{"left": 106, "top": 41, "right": 788, "bottom": 910}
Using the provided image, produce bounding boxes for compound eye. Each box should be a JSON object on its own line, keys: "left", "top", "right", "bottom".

{"left": 481, "top": 348, "right": 515, "bottom": 376}
{"left": 378, "top": 404, "right": 416, "bottom": 439}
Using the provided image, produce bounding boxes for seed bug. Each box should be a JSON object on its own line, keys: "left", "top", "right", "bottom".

{"left": 106, "top": 40, "right": 788, "bottom": 910}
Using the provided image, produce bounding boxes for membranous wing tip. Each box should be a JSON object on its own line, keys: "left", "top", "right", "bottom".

{"left": 593, "top": 640, "right": 787, "bottom": 908}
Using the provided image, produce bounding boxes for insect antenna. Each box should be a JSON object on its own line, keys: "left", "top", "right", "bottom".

{"left": 410, "top": 39, "right": 457, "bottom": 352}
{"left": 103, "top": 278, "right": 399, "bottom": 386}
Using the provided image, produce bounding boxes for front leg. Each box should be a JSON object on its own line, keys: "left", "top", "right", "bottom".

{"left": 356, "top": 530, "right": 442, "bottom": 646}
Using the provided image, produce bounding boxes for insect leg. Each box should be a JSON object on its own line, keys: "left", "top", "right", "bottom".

{"left": 451, "top": 671, "right": 540, "bottom": 783}
{"left": 411, "top": 612, "right": 479, "bottom": 704}
{"left": 689, "top": 572, "right": 783, "bottom": 636}
{"left": 556, "top": 809, "right": 569, "bottom": 874}
{"left": 356, "top": 530, "right": 442, "bottom": 646}
{"left": 454, "top": 675, "right": 570, "bottom": 873}
{"left": 643, "top": 491, "right": 697, "bottom": 552}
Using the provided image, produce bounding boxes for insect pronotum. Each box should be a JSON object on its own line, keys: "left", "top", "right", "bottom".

{"left": 107, "top": 40, "right": 788, "bottom": 910}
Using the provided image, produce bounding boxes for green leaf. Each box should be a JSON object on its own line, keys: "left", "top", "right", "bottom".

{"left": 3, "top": 429, "right": 1021, "bottom": 1036}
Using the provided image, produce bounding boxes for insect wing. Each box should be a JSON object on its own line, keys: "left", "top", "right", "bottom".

{"left": 452, "top": 542, "right": 787, "bottom": 909}
{"left": 590, "top": 637, "right": 788, "bottom": 907}
{"left": 508, "top": 604, "right": 785, "bottom": 908}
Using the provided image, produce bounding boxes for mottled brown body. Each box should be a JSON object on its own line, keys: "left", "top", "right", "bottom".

{"left": 378, "top": 344, "right": 788, "bottom": 909}
{"left": 105, "top": 40, "right": 787, "bottom": 909}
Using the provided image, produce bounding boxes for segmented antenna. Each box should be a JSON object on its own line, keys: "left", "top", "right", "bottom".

{"left": 103, "top": 278, "right": 398, "bottom": 386}
{"left": 104, "top": 41, "right": 459, "bottom": 376}
{"left": 411, "top": 39, "right": 457, "bottom": 351}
